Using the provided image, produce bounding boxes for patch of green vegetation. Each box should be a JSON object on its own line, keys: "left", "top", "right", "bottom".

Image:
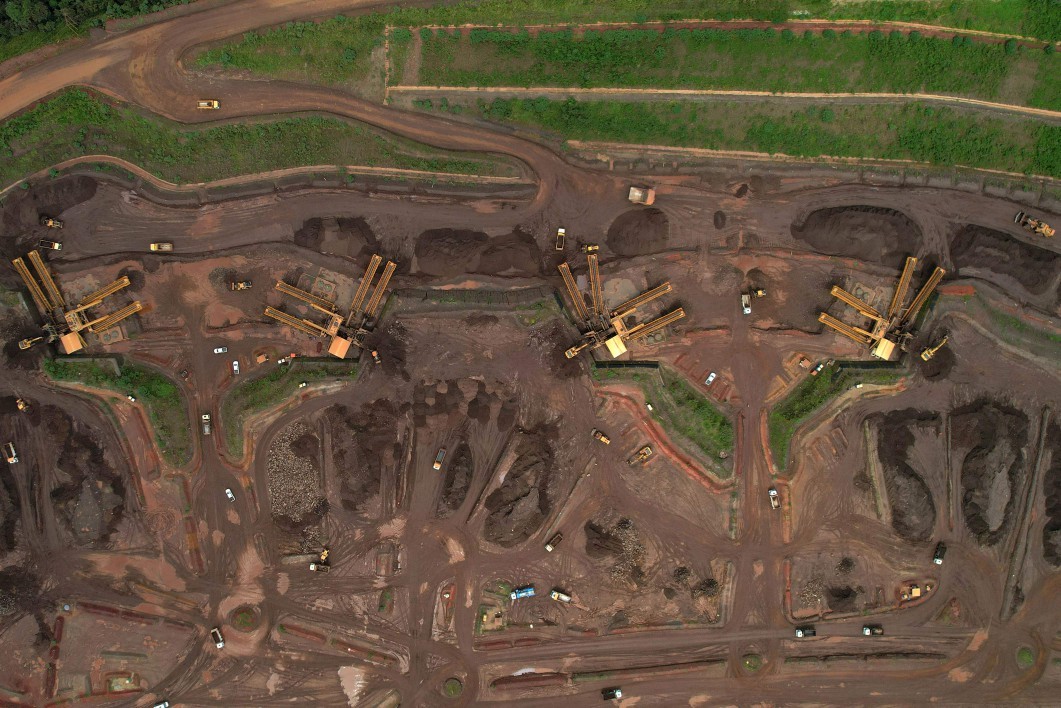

{"left": 231, "top": 607, "right": 259, "bottom": 630}
{"left": 0, "top": 89, "right": 512, "bottom": 188}
{"left": 1016, "top": 646, "right": 1035, "bottom": 669}
{"left": 458, "top": 97, "right": 1060, "bottom": 178}
{"left": 818, "top": 0, "right": 1061, "bottom": 41}
{"left": 42, "top": 358, "right": 191, "bottom": 467}
{"left": 388, "top": 27, "right": 415, "bottom": 86}
{"left": 419, "top": 28, "right": 1056, "bottom": 107}
{"left": 441, "top": 678, "right": 464, "bottom": 697}
{"left": 742, "top": 653, "right": 763, "bottom": 672}
{"left": 768, "top": 361, "right": 904, "bottom": 469}
{"left": 219, "top": 360, "right": 358, "bottom": 460}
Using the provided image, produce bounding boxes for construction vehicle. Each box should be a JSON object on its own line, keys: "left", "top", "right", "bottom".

{"left": 544, "top": 532, "right": 563, "bottom": 552}
{"left": 592, "top": 429, "right": 611, "bottom": 445}
{"left": 225, "top": 488, "right": 235, "bottom": 502}
{"left": 559, "top": 253, "right": 684, "bottom": 359}
{"left": 201, "top": 414, "right": 211, "bottom": 435}
{"left": 752, "top": 287, "right": 766, "bottom": 298}
{"left": 210, "top": 627, "right": 225, "bottom": 649}
{"left": 768, "top": 487, "right": 780, "bottom": 510}
{"left": 370, "top": 350, "right": 381, "bottom": 364}
{"left": 550, "top": 589, "right": 572, "bottom": 603}
{"left": 149, "top": 242, "right": 173, "bottom": 251}
{"left": 862, "top": 624, "right": 884, "bottom": 636}
{"left": 197, "top": 100, "right": 220, "bottom": 110}
{"left": 555, "top": 228, "right": 566, "bottom": 251}
{"left": 602, "top": 687, "right": 624, "bottom": 700}
{"left": 230, "top": 280, "right": 252, "bottom": 291}
{"left": 932, "top": 542, "right": 947, "bottom": 565}
{"left": 309, "top": 562, "right": 331, "bottom": 573}
{"left": 11, "top": 249, "right": 142, "bottom": 354}
{"left": 819, "top": 256, "right": 946, "bottom": 361}
{"left": 741, "top": 292, "right": 752, "bottom": 315}
{"left": 38, "top": 239, "right": 62, "bottom": 251}
{"left": 581, "top": 243, "right": 599, "bottom": 253}
{"left": 510, "top": 585, "right": 535, "bottom": 600}
{"left": 628, "top": 445, "right": 653, "bottom": 465}
{"left": 920, "top": 335, "right": 948, "bottom": 361}
{"left": 3, "top": 442, "right": 17, "bottom": 464}
{"left": 433, "top": 448, "right": 446, "bottom": 470}
{"left": 39, "top": 216, "right": 63, "bottom": 229}
{"left": 16, "top": 398, "right": 29, "bottom": 412}
{"left": 794, "top": 626, "right": 816, "bottom": 638}
{"left": 320, "top": 548, "right": 329, "bottom": 563}
{"left": 264, "top": 253, "right": 396, "bottom": 359}
{"left": 1015, "top": 211, "right": 1055, "bottom": 238}
{"left": 628, "top": 186, "right": 656, "bottom": 205}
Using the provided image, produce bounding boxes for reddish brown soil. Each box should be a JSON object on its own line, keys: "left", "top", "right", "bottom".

{"left": 325, "top": 402, "right": 390, "bottom": 513}
{"left": 791, "top": 206, "right": 920, "bottom": 268}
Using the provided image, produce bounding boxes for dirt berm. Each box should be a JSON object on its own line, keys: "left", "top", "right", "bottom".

{"left": 437, "top": 441, "right": 473, "bottom": 518}
{"left": 1041, "top": 422, "right": 1061, "bottom": 566}
{"left": 951, "top": 400, "right": 1029, "bottom": 547}
{"left": 950, "top": 225, "right": 1060, "bottom": 300}
{"left": 875, "top": 409, "right": 938, "bottom": 543}
{"left": 414, "top": 228, "right": 541, "bottom": 277}
{"left": 791, "top": 206, "right": 920, "bottom": 268}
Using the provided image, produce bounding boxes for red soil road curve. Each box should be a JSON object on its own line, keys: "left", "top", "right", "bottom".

{"left": 597, "top": 386, "right": 731, "bottom": 493}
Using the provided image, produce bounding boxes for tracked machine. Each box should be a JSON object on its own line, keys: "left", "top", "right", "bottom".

{"left": 558, "top": 252, "right": 685, "bottom": 359}
{"left": 264, "top": 254, "right": 396, "bottom": 360}
{"left": 818, "top": 256, "right": 945, "bottom": 361}
{"left": 1015, "top": 211, "right": 1054, "bottom": 238}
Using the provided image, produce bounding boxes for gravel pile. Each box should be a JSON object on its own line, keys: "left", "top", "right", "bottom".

{"left": 267, "top": 423, "right": 324, "bottom": 523}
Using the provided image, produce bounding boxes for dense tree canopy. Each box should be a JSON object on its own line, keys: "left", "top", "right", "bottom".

{"left": 0, "top": 0, "right": 184, "bottom": 40}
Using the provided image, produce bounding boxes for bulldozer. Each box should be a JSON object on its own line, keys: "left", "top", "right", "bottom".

{"left": 920, "top": 336, "right": 948, "bottom": 361}
{"left": 230, "top": 280, "right": 252, "bottom": 291}
{"left": 1015, "top": 211, "right": 1055, "bottom": 238}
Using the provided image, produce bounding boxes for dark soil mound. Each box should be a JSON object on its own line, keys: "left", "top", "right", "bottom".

{"left": 437, "top": 441, "right": 474, "bottom": 518}
{"left": 606, "top": 208, "right": 669, "bottom": 256}
{"left": 918, "top": 341, "right": 955, "bottom": 381}
{"left": 713, "top": 211, "right": 726, "bottom": 229}
{"left": 293, "top": 217, "right": 324, "bottom": 251}
{"left": 1, "top": 176, "right": 97, "bottom": 258}
{"left": 476, "top": 229, "right": 541, "bottom": 276}
{"left": 585, "top": 520, "right": 623, "bottom": 558}
{"left": 325, "top": 402, "right": 394, "bottom": 513}
{"left": 828, "top": 585, "right": 861, "bottom": 613}
{"left": 412, "top": 380, "right": 465, "bottom": 427}
{"left": 483, "top": 431, "right": 553, "bottom": 547}
{"left": 497, "top": 398, "right": 518, "bottom": 431}
{"left": 1041, "top": 423, "right": 1061, "bottom": 566}
{"left": 415, "top": 228, "right": 488, "bottom": 277}
{"left": 792, "top": 206, "right": 920, "bottom": 268}
{"left": 876, "top": 409, "right": 939, "bottom": 542}
{"left": 116, "top": 267, "right": 146, "bottom": 292}
{"left": 950, "top": 225, "right": 1060, "bottom": 298}
{"left": 952, "top": 400, "right": 1029, "bottom": 547}
{"left": 735, "top": 183, "right": 750, "bottom": 198}
{"left": 531, "top": 320, "right": 583, "bottom": 380}
{"left": 466, "top": 381, "right": 494, "bottom": 425}
{"left": 290, "top": 432, "right": 319, "bottom": 458}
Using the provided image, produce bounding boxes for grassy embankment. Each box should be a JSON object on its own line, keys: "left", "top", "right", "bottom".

{"left": 454, "top": 97, "right": 1060, "bottom": 178}
{"left": 594, "top": 366, "right": 734, "bottom": 475}
{"left": 768, "top": 362, "right": 903, "bottom": 470}
{"left": 0, "top": 89, "right": 513, "bottom": 189}
{"left": 219, "top": 361, "right": 358, "bottom": 459}
{"left": 42, "top": 358, "right": 192, "bottom": 467}
{"left": 418, "top": 28, "right": 1059, "bottom": 109}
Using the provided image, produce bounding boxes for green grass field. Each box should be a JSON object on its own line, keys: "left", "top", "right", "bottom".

{"left": 447, "top": 96, "right": 1060, "bottom": 177}
{"left": 418, "top": 28, "right": 1058, "bottom": 109}
{"left": 768, "top": 362, "right": 904, "bottom": 470}
{"left": 0, "top": 89, "right": 513, "bottom": 189}
{"left": 219, "top": 361, "right": 358, "bottom": 459}
{"left": 42, "top": 358, "right": 192, "bottom": 467}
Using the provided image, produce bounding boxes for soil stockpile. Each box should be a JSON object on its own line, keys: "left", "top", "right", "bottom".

{"left": 1041, "top": 423, "right": 1061, "bottom": 566}
{"left": 951, "top": 400, "right": 1029, "bottom": 547}
{"left": 267, "top": 421, "right": 327, "bottom": 532}
{"left": 436, "top": 441, "right": 473, "bottom": 518}
{"left": 584, "top": 516, "right": 646, "bottom": 585}
{"left": 0, "top": 176, "right": 96, "bottom": 258}
{"left": 483, "top": 431, "right": 554, "bottom": 547}
{"left": 875, "top": 409, "right": 939, "bottom": 542}
{"left": 950, "top": 225, "right": 1060, "bottom": 298}
{"left": 325, "top": 402, "right": 394, "bottom": 513}
{"left": 606, "top": 208, "right": 669, "bottom": 256}
{"left": 791, "top": 206, "right": 920, "bottom": 267}
{"left": 414, "top": 228, "right": 541, "bottom": 277}
{"left": 294, "top": 216, "right": 377, "bottom": 257}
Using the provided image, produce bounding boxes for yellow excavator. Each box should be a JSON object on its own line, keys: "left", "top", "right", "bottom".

{"left": 920, "top": 336, "right": 949, "bottom": 361}
{"left": 1015, "top": 211, "right": 1055, "bottom": 238}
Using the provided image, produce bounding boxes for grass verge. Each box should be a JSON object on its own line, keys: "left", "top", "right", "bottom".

{"left": 418, "top": 28, "right": 1057, "bottom": 109}
{"left": 768, "top": 361, "right": 903, "bottom": 470}
{"left": 594, "top": 366, "right": 734, "bottom": 475}
{"left": 42, "top": 357, "right": 192, "bottom": 467}
{"left": 219, "top": 360, "right": 358, "bottom": 459}
{"left": 0, "top": 89, "right": 515, "bottom": 188}
{"left": 439, "top": 97, "right": 1060, "bottom": 178}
